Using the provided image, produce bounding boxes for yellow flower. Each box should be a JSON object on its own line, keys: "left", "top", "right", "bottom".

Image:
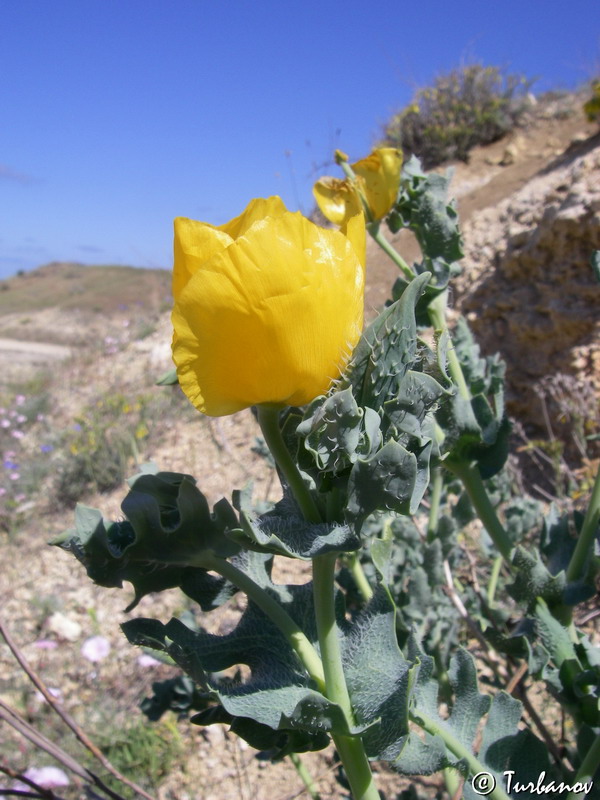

{"left": 313, "top": 147, "right": 402, "bottom": 226}
{"left": 171, "top": 196, "right": 365, "bottom": 417}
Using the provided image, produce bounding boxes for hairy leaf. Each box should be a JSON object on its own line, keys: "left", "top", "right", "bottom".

{"left": 52, "top": 469, "right": 240, "bottom": 610}
{"left": 298, "top": 388, "right": 382, "bottom": 472}
{"left": 343, "top": 273, "right": 431, "bottom": 410}
{"left": 394, "top": 640, "right": 553, "bottom": 790}
{"left": 346, "top": 440, "right": 418, "bottom": 530}
{"left": 388, "top": 156, "right": 463, "bottom": 289}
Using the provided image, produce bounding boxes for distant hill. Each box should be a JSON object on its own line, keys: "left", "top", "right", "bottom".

{"left": 0, "top": 261, "right": 171, "bottom": 316}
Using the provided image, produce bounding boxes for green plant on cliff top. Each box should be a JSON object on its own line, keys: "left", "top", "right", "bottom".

{"left": 382, "top": 64, "right": 532, "bottom": 168}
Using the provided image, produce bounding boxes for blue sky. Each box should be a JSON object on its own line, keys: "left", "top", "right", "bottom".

{"left": 1, "top": 0, "right": 599, "bottom": 278}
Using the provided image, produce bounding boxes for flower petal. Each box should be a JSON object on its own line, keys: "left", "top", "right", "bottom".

{"left": 172, "top": 207, "right": 364, "bottom": 416}
{"left": 352, "top": 147, "right": 402, "bottom": 221}
{"left": 313, "top": 177, "right": 361, "bottom": 226}
{"left": 341, "top": 211, "right": 366, "bottom": 272}
{"left": 173, "top": 197, "right": 288, "bottom": 300}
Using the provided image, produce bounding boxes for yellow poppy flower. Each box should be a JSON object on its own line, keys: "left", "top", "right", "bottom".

{"left": 313, "top": 147, "right": 402, "bottom": 226}
{"left": 171, "top": 197, "right": 365, "bottom": 417}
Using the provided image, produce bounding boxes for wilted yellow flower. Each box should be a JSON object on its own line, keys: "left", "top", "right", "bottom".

{"left": 313, "top": 147, "right": 402, "bottom": 226}
{"left": 171, "top": 197, "right": 365, "bottom": 417}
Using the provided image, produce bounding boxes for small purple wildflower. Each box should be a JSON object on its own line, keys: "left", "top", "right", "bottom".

{"left": 21, "top": 766, "right": 69, "bottom": 789}
{"left": 33, "top": 639, "right": 58, "bottom": 650}
{"left": 81, "top": 635, "right": 111, "bottom": 663}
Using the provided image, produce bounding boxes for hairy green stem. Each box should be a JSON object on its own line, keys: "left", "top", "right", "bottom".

{"left": 412, "top": 711, "right": 512, "bottom": 800}
{"left": 332, "top": 736, "right": 380, "bottom": 800}
{"left": 443, "top": 767, "right": 462, "bottom": 799}
{"left": 487, "top": 555, "right": 503, "bottom": 608}
{"left": 428, "top": 291, "right": 471, "bottom": 401}
{"left": 347, "top": 553, "right": 374, "bottom": 602}
{"left": 289, "top": 752, "right": 322, "bottom": 800}
{"left": 313, "top": 553, "right": 355, "bottom": 720}
{"left": 448, "top": 461, "right": 513, "bottom": 563}
{"left": 367, "top": 222, "right": 415, "bottom": 281}
{"left": 256, "top": 406, "right": 321, "bottom": 524}
{"left": 258, "top": 405, "right": 379, "bottom": 799}
{"left": 201, "top": 554, "right": 325, "bottom": 692}
{"left": 426, "top": 466, "right": 444, "bottom": 542}
{"left": 566, "top": 463, "right": 600, "bottom": 583}
{"left": 565, "top": 731, "right": 600, "bottom": 800}
{"left": 313, "top": 553, "right": 380, "bottom": 800}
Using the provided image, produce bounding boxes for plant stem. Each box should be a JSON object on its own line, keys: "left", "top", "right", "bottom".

{"left": 333, "top": 736, "right": 380, "bottom": 800}
{"left": 313, "top": 552, "right": 380, "bottom": 800}
{"left": 312, "top": 553, "right": 354, "bottom": 720}
{"left": 412, "top": 710, "right": 512, "bottom": 800}
{"left": 428, "top": 291, "right": 471, "bottom": 401}
{"left": 565, "top": 730, "right": 600, "bottom": 800}
{"left": 347, "top": 552, "right": 374, "bottom": 602}
{"left": 443, "top": 767, "right": 462, "bottom": 800}
{"left": 367, "top": 222, "right": 415, "bottom": 281}
{"left": 258, "top": 406, "right": 378, "bottom": 798}
{"left": 256, "top": 405, "right": 321, "bottom": 524}
{"left": 427, "top": 466, "right": 444, "bottom": 542}
{"left": 289, "top": 752, "right": 322, "bottom": 800}
{"left": 201, "top": 554, "right": 325, "bottom": 693}
{"left": 448, "top": 461, "right": 513, "bottom": 563}
{"left": 566, "top": 463, "right": 600, "bottom": 582}
{"left": 487, "top": 555, "right": 503, "bottom": 608}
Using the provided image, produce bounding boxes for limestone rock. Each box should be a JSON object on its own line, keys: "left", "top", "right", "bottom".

{"left": 453, "top": 139, "right": 600, "bottom": 449}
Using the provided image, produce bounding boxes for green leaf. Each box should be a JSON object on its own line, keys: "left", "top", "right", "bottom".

{"left": 507, "top": 546, "right": 593, "bottom": 610}
{"left": 141, "top": 675, "right": 208, "bottom": 722}
{"left": 388, "top": 156, "right": 463, "bottom": 267}
{"left": 382, "top": 371, "right": 447, "bottom": 445}
{"left": 462, "top": 696, "right": 552, "bottom": 800}
{"left": 453, "top": 317, "right": 506, "bottom": 401}
{"left": 342, "top": 585, "right": 416, "bottom": 761}
{"left": 395, "top": 640, "right": 553, "bottom": 789}
{"left": 346, "top": 440, "right": 419, "bottom": 530}
{"left": 231, "top": 503, "right": 361, "bottom": 560}
{"left": 343, "top": 273, "right": 431, "bottom": 410}
{"left": 54, "top": 471, "right": 240, "bottom": 610}
{"left": 540, "top": 505, "right": 578, "bottom": 575}
{"left": 297, "top": 388, "right": 381, "bottom": 472}
{"left": 192, "top": 705, "right": 330, "bottom": 759}
{"left": 156, "top": 368, "right": 179, "bottom": 386}
{"left": 435, "top": 316, "right": 510, "bottom": 477}
{"left": 122, "top": 554, "right": 358, "bottom": 741}
{"left": 121, "top": 471, "right": 239, "bottom": 561}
